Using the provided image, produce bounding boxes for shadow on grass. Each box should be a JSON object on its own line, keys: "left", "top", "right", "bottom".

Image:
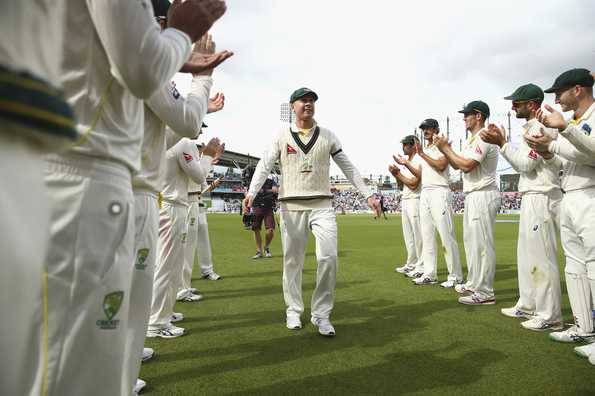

{"left": 147, "top": 298, "right": 460, "bottom": 387}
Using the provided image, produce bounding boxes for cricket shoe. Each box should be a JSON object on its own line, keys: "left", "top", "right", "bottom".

{"left": 395, "top": 264, "right": 414, "bottom": 274}
{"left": 454, "top": 284, "right": 473, "bottom": 295}
{"left": 189, "top": 288, "right": 200, "bottom": 294}
{"left": 134, "top": 379, "right": 146, "bottom": 395}
{"left": 202, "top": 272, "right": 221, "bottom": 281}
{"left": 141, "top": 347, "right": 154, "bottom": 362}
{"left": 549, "top": 325, "right": 595, "bottom": 343}
{"left": 501, "top": 307, "right": 534, "bottom": 319}
{"left": 574, "top": 342, "right": 595, "bottom": 359}
{"left": 177, "top": 290, "right": 203, "bottom": 302}
{"left": 286, "top": 315, "right": 302, "bottom": 330}
{"left": 171, "top": 312, "right": 184, "bottom": 323}
{"left": 146, "top": 324, "right": 185, "bottom": 339}
{"left": 265, "top": 248, "right": 272, "bottom": 258}
{"left": 413, "top": 277, "right": 438, "bottom": 285}
{"left": 440, "top": 280, "right": 462, "bottom": 288}
{"left": 521, "top": 318, "right": 563, "bottom": 332}
{"left": 406, "top": 271, "right": 423, "bottom": 279}
{"left": 252, "top": 251, "right": 263, "bottom": 259}
{"left": 458, "top": 293, "right": 496, "bottom": 305}
{"left": 311, "top": 317, "right": 335, "bottom": 337}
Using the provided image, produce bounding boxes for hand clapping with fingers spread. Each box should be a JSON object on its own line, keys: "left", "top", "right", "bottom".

{"left": 393, "top": 154, "right": 407, "bottom": 166}
{"left": 182, "top": 34, "right": 234, "bottom": 76}
{"left": 207, "top": 92, "right": 225, "bottom": 113}
{"left": 480, "top": 124, "right": 506, "bottom": 148}
{"left": 536, "top": 104, "right": 568, "bottom": 131}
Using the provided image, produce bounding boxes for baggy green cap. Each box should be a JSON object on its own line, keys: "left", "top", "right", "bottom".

{"left": 544, "top": 68, "right": 594, "bottom": 93}
{"left": 458, "top": 100, "right": 490, "bottom": 118}
{"left": 419, "top": 118, "right": 439, "bottom": 130}
{"left": 290, "top": 87, "right": 318, "bottom": 103}
{"left": 401, "top": 135, "right": 417, "bottom": 145}
{"left": 504, "top": 83, "right": 544, "bottom": 102}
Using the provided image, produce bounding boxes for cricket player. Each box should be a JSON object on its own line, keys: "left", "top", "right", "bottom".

{"left": 43, "top": 1, "right": 226, "bottom": 395}
{"left": 405, "top": 120, "right": 463, "bottom": 287}
{"left": 0, "top": 3, "right": 78, "bottom": 395}
{"left": 524, "top": 69, "right": 595, "bottom": 353}
{"left": 481, "top": 84, "right": 563, "bottom": 331}
{"left": 179, "top": 177, "right": 222, "bottom": 302}
{"left": 390, "top": 135, "right": 423, "bottom": 276}
{"left": 148, "top": 136, "right": 223, "bottom": 338}
{"left": 243, "top": 88, "right": 380, "bottom": 336}
{"left": 435, "top": 101, "right": 501, "bottom": 305}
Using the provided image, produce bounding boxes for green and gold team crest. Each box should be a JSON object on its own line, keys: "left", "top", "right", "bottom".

{"left": 135, "top": 248, "right": 150, "bottom": 270}
{"left": 96, "top": 291, "right": 124, "bottom": 330}
{"left": 190, "top": 217, "right": 196, "bottom": 226}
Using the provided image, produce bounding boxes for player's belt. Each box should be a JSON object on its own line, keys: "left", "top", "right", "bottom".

{"left": 0, "top": 65, "right": 77, "bottom": 140}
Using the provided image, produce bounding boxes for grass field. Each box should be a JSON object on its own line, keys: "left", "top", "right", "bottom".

{"left": 141, "top": 214, "right": 595, "bottom": 395}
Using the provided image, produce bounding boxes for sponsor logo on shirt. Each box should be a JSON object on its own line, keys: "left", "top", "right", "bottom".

{"left": 582, "top": 123, "right": 592, "bottom": 136}
{"left": 171, "top": 82, "right": 180, "bottom": 100}
{"left": 183, "top": 152, "right": 193, "bottom": 162}
{"left": 528, "top": 150, "right": 538, "bottom": 160}
{"left": 287, "top": 144, "right": 297, "bottom": 154}
{"left": 475, "top": 145, "right": 483, "bottom": 155}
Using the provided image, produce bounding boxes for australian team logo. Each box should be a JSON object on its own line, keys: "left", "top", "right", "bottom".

{"left": 582, "top": 123, "right": 592, "bottom": 136}
{"left": 135, "top": 248, "right": 149, "bottom": 270}
{"left": 96, "top": 291, "right": 124, "bottom": 330}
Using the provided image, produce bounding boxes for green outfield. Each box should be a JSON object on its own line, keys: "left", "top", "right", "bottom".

{"left": 141, "top": 214, "right": 595, "bottom": 395}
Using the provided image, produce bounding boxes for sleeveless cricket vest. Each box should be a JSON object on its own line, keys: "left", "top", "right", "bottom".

{"left": 278, "top": 126, "right": 337, "bottom": 201}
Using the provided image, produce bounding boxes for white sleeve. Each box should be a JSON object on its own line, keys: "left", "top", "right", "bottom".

{"left": 175, "top": 139, "right": 213, "bottom": 184}
{"left": 86, "top": 0, "right": 192, "bottom": 99}
{"left": 549, "top": 137, "right": 595, "bottom": 166}
{"left": 466, "top": 138, "right": 491, "bottom": 162}
{"left": 500, "top": 142, "right": 540, "bottom": 173}
{"left": 332, "top": 152, "right": 372, "bottom": 198}
{"left": 247, "top": 134, "right": 282, "bottom": 197}
{"left": 147, "top": 76, "right": 212, "bottom": 139}
{"left": 559, "top": 124, "right": 595, "bottom": 156}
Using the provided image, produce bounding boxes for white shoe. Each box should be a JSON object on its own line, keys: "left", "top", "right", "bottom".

{"left": 141, "top": 347, "right": 154, "bottom": 362}
{"left": 575, "top": 342, "right": 595, "bottom": 358}
{"left": 395, "top": 264, "right": 413, "bottom": 274}
{"left": 286, "top": 315, "right": 302, "bottom": 330}
{"left": 171, "top": 312, "right": 184, "bottom": 323}
{"left": 413, "top": 277, "right": 438, "bottom": 285}
{"left": 189, "top": 287, "right": 200, "bottom": 294}
{"left": 406, "top": 271, "right": 423, "bottom": 279}
{"left": 146, "top": 324, "right": 185, "bottom": 339}
{"left": 252, "top": 251, "right": 263, "bottom": 259}
{"left": 134, "top": 379, "right": 146, "bottom": 394}
{"left": 311, "top": 317, "right": 335, "bottom": 337}
{"left": 178, "top": 291, "right": 203, "bottom": 302}
{"left": 521, "top": 318, "right": 563, "bottom": 332}
{"left": 440, "top": 280, "right": 461, "bottom": 288}
{"left": 264, "top": 248, "right": 272, "bottom": 258}
{"left": 458, "top": 293, "right": 496, "bottom": 305}
{"left": 202, "top": 272, "right": 221, "bottom": 281}
{"left": 500, "top": 307, "right": 534, "bottom": 319}
{"left": 454, "top": 284, "right": 473, "bottom": 295}
{"left": 549, "top": 325, "right": 595, "bottom": 343}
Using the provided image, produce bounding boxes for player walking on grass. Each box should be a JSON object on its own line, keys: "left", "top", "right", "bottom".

{"left": 390, "top": 135, "right": 423, "bottom": 276}
{"left": 524, "top": 69, "right": 595, "bottom": 357}
{"left": 481, "top": 84, "right": 563, "bottom": 331}
{"left": 435, "top": 102, "right": 501, "bottom": 305}
{"left": 244, "top": 88, "right": 380, "bottom": 336}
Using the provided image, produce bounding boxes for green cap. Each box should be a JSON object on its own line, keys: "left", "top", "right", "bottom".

{"left": 419, "top": 118, "right": 439, "bottom": 130}
{"left": 504, "top": 83, "right": 544, "bottom": 102}
{"left": 544, "top": 68, "right": 594, "bottom": 93}
{"left": 401, "top": 135, "right": 417, "bottom": 145}
{"left": 290, "top": 87, "right": 318, "bottom": 103}
{"left": 458, "top": 100, "right": 490, "bottom": 118}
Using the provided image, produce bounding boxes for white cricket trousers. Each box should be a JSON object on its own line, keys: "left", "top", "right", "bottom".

{"left": 280, "top": 208, "right": 337, "bottom": 319}
{"left": 401, "top": 197, "right": 423, "bottom": 272}
{"left": 44, "top": 153, "right": 135, "bottom": 396}
{"left": 514, "top": 191, "right": 562, "bottom": 323}
{"left": 149, "top": 201, "right": 188, "bottom": 330}
{"left": 124, "top": 192, "right": 159, "bottom": 394}
{"left": 463, "top": 189, "right": 501, "bottom": 299}
{"left": 180, "top": 198, "right": 215, "bottom": 295}
{"left": 560, "top": 187, "right": 595, "bottom": 335}
{"left": 420, "top": 187, "right": 463, "bottom": 281}
{"left": 0, "top": 132, "right": 48, "bottom": 396}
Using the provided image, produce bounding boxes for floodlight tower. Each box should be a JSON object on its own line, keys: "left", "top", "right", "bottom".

{"left": 280, "top": 102, "right": 295, "bottom": 124}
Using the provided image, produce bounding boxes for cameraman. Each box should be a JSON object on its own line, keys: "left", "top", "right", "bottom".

{"left": 251, "top": 175, "right": 278, "bottom": 259}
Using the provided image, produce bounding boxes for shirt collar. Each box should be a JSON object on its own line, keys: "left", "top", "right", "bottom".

{"left": 571, "top": 102, "right": 595, "bottom": 125}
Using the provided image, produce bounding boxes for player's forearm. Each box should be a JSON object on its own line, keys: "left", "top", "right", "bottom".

{"left": 420, "top": 152, "right": 447, "bottom": 173}
{"left": 247, "top": 149, "right": 278, "bottom": 197}
{"left": 403, "top": 160, "right": 421, "bottom": 178}
{"left": 398, "top": 173, "right": 419, "bottom": 190}
{"left": 560, "top": 125, "right": 595, "bottom": 156}
{"left": 333, "top": 152, "right": 371, "bottom": 198}
{"left": 549, "top": 138, "right": 595, "bottom": 166}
